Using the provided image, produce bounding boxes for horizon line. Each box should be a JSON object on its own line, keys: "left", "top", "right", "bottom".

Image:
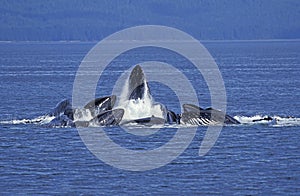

{"left": 0, "top": 38, "right": 300, "bottom": 43}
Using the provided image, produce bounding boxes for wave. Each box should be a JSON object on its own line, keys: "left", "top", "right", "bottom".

{"left": 0, "top": 115, "right": 55, "bottom": 125}
{"left": 234, "top": 115, "right": 300, "bottom": 127}
{"left": 1, "top": 114, "right": 299, "bottom": 128}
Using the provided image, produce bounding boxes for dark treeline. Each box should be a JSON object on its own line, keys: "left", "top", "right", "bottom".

{"left": 0, "top": 0, "right": 299, "bottom": 41}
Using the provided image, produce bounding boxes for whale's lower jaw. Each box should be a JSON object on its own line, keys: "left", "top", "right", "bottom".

{"left": 120, "top": 116, "right": 165, "bottom": 126}
{"left": 181, "top": 112, "right": 221, "bottom": 126}
{"left": 180, "top": 113, "right": 231, "bottom": 126}
{"left": 179, "top": 104, "right": 240, "bottom": 126}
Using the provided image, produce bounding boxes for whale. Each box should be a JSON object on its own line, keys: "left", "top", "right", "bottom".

{"left": 76, "top": 108, "right": 125, "bottom": 127}
{"left": 127, "top": 65, "right": 151, "bottom": 100}
{"left": 180, "top": 104, "right": 240, "bottom": 125}
{"left": 45, "top": 95, "right": 124, "bottom": 127}
{"left": 84, "top": 95, "right": 116, "bottom": 117}
{"left": 120, "top": 116, "right": 165, "bottom": 126}
{"left": 43, "top": 64, "right": 240, "bottom": 127}
{"left": 123, "top": 65, "right": 240, "bottom": 126}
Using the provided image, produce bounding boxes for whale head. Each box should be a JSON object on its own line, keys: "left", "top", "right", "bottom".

{"left": 127, "top": 65, "right": 151, "bottom": 100}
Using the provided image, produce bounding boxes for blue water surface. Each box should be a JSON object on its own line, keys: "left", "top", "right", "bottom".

{"left": 0, "top": 41, "right": 299, "bottom": 194}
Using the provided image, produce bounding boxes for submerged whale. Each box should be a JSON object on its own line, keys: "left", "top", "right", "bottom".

{"left": 45, "top": 65, "right": 241, "bottom": 127}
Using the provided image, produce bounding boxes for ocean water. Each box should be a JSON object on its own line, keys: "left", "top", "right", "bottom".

{"left": 0, "top": 41, "right": 299, "bottom": 194}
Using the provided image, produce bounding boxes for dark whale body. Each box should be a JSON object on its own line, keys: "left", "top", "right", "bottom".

{"left": 127, "top": 65, "right": 151, "bottom": 100}
{"left": 44, "top": 65, "right": 241, "bottom": 127}
{"left": 180, "top": 104, "right": 240, "bottom": 125}
{"left": 46, "top": 96, "right": 123, "bottom": 127}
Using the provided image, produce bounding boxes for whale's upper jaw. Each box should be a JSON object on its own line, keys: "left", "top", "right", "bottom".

{"left": 83, "top": 95, "right": 116, "bottom": 117}
{"left": 128, "top": 65, "right": 150, "bottom": 100}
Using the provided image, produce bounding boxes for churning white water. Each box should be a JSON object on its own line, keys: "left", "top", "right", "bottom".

{"left": 73, "top": 108, "right": 93, "bottom": 122}
{"left": 117, "top": 78, "right": 165, "bottom": 122}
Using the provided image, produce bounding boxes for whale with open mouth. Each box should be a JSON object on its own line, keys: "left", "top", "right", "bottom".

{"left": 40, "top": 65, "right": 242, "bottom": 127}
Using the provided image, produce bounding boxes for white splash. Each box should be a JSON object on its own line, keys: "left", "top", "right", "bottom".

{"left": 117, "top": 78, "right": 165, "bottom": 122}
{"left": 0, "top": 115, "right": 55, "bottom": 125}
{"left": 234, "top": 115, "right": 300, "bottom": 127}
{"left": 73, "top": 108, "right": 93, "bottom": 122}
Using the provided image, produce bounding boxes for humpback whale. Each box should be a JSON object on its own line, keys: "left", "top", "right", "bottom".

{"left": 119, "top": 65, "right": 240, "bottom": 126}
{"left": 121, "top": 116, "right": 166, "bottom": 126}
{"left": 44, "top": 65, "right": 240, "bottom": 127}
{"left": 84, "top": 95, "right": 116, "bottom": 116}
{"left": 46, "top": 95, "right": 124, "bottom": 127}
{"left": 127, "top": 64, "right": 151, "bottom": 100}
{"left": 180, "top": 104, "right": 240, "bottom": 125}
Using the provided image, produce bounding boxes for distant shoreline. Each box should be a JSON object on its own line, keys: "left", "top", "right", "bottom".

{"left": 0, "top": 39, "right": 300, "bottom": 44}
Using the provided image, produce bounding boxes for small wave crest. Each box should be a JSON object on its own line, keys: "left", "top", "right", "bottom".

{"left": 2, "top": 114, "right": 299, "bottom": 128}
{"left": 0, "top": 115, "right": 55, "bottom": 125}
{"left": 234, "top": 115, "right": 300, "bottom": 127}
